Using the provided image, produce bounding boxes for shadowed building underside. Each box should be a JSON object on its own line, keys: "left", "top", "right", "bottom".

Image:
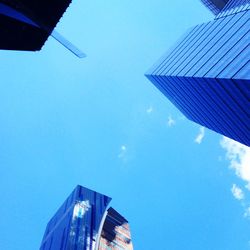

{"left": 0, "top": 0, "right": 72, "bottom": 51}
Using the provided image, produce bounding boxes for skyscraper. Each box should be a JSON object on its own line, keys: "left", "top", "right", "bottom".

{"left": 0, "top": 0, "right": 85, "bottom": 57}
{"left": 145, "top": 0, "right": 250, "bottom": 147}
{"left": 40, "top": 185, "right": 133, "bottom": 250}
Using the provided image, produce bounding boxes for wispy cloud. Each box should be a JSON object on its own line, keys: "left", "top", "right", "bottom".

{"left": 220, "top": 136, "right": 250, "bottom": 220}
{"left": 146, "top": 106, "right": 153, "bottom": 114}
{"left": 167, "top": 115, "right": 175, "bottom": 127}
{"left": 231, "top": 184, "right": 244, "bottom": 200}
{"left": 118, "top": 145, "right": 127, "bottom": 160}
{"left": 244, "top": 207, "right": 250, "bottom": 218}
{"left": 244, "top": 207, "right": 250, "bottom": 219}
{"left": 194, "top": 127, "right": 205, "bottom": 144}
{"left": 220, "top": 136, "right": 250, "bottom": 188}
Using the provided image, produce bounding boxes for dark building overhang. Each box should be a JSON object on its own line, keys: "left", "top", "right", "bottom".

{"left": 0, "top": 0, "right": 72, "bottom": 51}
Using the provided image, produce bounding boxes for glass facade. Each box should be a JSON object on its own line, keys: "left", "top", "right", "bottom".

{"left": 146, "top": 1, "right": 250, "bottom": 147}
{"left": 215, "top": 0, "right": 250, "bottom": 18}
{"left": 97, "top": 208, "right": 133, "bottom": 250}
{"left": 221, "top": 0, "right": 249, "bottom": 12}
{"left": 40, "top": 186, "right": 111, "bottom": 250}
{"left": 200, "top": 0, "right": 229, "bottom": 14}
{"left": 40, "top": 186, "right": 133, "bottom": 250}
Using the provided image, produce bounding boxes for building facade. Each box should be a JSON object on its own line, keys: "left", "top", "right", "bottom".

{"left": 97, "top": 208, "right": 133, "bottom": 250}
{"left": 146, "top": 0, "right": 250, "bottom": 146}
{"left": 200, "top": 0, "right": 229, "bottom": 15}
{"left": 40, "top": 185, "right": 133, "bottom": 250}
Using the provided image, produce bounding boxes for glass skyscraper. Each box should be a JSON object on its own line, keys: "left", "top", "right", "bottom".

{"left": 40, "top": 185, "right": 133, "bottom": 250}
{"left": 146, "top": 0, "right": 250, "bottom": 147}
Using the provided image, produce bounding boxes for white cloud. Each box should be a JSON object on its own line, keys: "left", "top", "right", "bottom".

{"left": 231, "top": 184, "right": 244, "bottom": 200}
{"left": 194, "top": 127, "right": 205, "bottom": 144}
{"left": 167, "top": 115, "right": 175, "bottom": 127}
{"left": 220, "top": 137, "right": 250, "bottom": 219}
{"left": 146, "top": 106, "right": 153, "bottom": 114}
{"left": 220, "top": 136, "right": 250, "bottom": 187}
{"left": 118, "top": 145, "right": 127, "bottom": 159}
{"left": 244, "top": 207, "right": 250, "bottom": 218}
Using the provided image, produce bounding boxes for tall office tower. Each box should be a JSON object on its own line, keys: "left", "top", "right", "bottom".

{"left": 0, "top": 0, "right": 85, "bottom": 57}
{"left": 146, "top": 0, "right": 250, "bottom": 147}
{"left": 40, "top": 185, "right": 133, "bottom": 250}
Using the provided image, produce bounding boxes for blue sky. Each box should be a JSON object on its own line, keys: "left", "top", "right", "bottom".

{"left": 0, "top": 0, "right": 250, "bottom": 249}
